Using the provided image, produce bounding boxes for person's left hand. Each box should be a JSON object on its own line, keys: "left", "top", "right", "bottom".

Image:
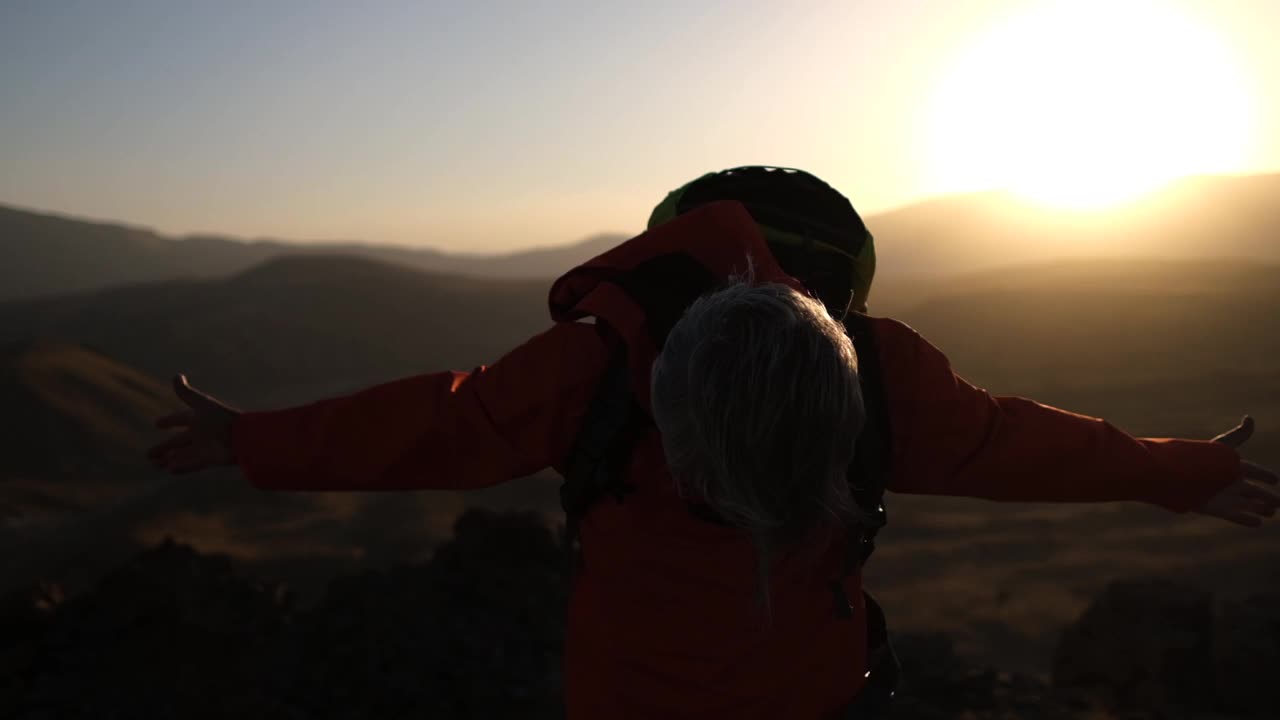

{"left": 1196, "top": 416, "right": 1280, "bottom": 527}
{"left": 147, "top": 374, "right": 240, "bottom": 474}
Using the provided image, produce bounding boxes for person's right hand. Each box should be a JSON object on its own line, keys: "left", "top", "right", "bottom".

{"left": 1197, "top": 416, "right": 1280, "bottom": 527}
{"left": 147, "top": 373, "right": 241, "bottom": 474}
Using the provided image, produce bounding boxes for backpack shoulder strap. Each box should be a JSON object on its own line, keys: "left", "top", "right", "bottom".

{"left": 844, "top": 311, "right": 893, "bottom": 570}
{"left": 557, "top": 254, "right": 719, "bottom": 580}
{"left": 559, "top": 330, "right": 640, "bottom": 578}
{"left": 827, "top": 312, "right": 893, "bottom": 621}
{"left": 840, "top": 315, "right": 903, "bottom": 701}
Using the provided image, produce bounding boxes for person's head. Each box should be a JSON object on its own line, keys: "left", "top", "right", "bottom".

{"left": 647, "top": 166, "right": 876, "bottom": 316}
{"left": 649, "top": 277, "right": 868, "bottom": 619}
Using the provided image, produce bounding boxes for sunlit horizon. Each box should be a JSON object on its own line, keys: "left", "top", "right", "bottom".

{"left": 923, "top": 0, "right": 1257, "bottom": 212}
{"left": 3, "top": 0, "right": 1278, "bottom": 251}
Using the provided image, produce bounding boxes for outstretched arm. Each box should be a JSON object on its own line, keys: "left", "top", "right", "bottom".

{"left": 877, "top": 319, "right": 1278, "bottom": 521}
{"left": 148, "top": 321, "right": 611, "bottom": 491}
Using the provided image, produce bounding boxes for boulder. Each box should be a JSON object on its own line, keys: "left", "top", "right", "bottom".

{"left": 1211, "top": 591, "right": 1280, "bottom": 717}
{"left": 1052, "top": 578, "right": 1218, "bottom": 714}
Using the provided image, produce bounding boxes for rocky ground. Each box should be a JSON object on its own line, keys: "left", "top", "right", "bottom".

{"left": 2, "top": 509, "right": 1276, "bottom": 719}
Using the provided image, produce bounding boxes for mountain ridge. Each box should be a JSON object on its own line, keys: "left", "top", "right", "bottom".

{"left": 0, "top": 201, "right": 627, "bottom": 302}
{"left": 5, "top": 171, "right": 1279, "bottom": 301}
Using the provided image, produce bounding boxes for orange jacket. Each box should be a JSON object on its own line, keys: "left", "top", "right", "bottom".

{"left": 230, "top": 202, "right": 1239, "bottom": 719}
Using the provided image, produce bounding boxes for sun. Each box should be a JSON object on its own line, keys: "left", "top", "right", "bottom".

{"left": 922, "top": 0, "right": 1255, "bottom": 210}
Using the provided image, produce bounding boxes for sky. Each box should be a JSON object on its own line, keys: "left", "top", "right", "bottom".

{"left": 3, "top": 0, "right": 1278, "bottom": 252}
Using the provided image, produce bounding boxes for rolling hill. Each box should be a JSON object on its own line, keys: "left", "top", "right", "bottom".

{"left": 0, "top": 254, "right": 555, "bottom": 407}
{"left": 0, "top": 336, "right": 548, "bottom": 602}
{"left": 0, "top": 201, "right": 625, "bottom": 303}
{"left": 892, "top": 257, "right": 1280, "bottom": 393}
{"left": 0, "top": 340, "right": 174, "bottom": 522}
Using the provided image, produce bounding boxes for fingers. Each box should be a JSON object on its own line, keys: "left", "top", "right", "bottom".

{"left": 1212, "top": 415, "right": 1254, "bottom": 448}
{"left": 171, "top": 373, "right": 239, "bottom": 418}
{"left": 1218, "top": 510, "right": 1265, "bottom": 528}
{"left": 173, "top": 373, "right": 226, "bottom": 411}
{"left": 1199, "top": 473, "right": 1280, "bottom": 527}
{"left": 1249, "top": 501, "right": 1277, "bottom": 518}
{"left": 169, "top": 457, "right": 210, "bottom": 475}
{"left": 164, "top": 445, "right": 222, "bottom": 474}
{"left": 147, "top": 431, "right": 192, "bottom": 461}
{"left": 154, "top": 410, "right": 195, "bottom": 430}
{"left": 173, "top": 373, "right": 209, "bottom": 409}
{"left": 1238, "top": 480, "right": 1280, "bottom": 505}
{"left": 1242, "top": 460, "right": 1279, "bottom": 486}
{"left": 151, "top": 444, "right": 208, "bottom": 474}
{"left": 1205, "top": 483, "right": 1278, "bottom": 526}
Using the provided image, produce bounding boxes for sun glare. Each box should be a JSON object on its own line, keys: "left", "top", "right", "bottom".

{"left": 923, "top": 0, "right": 1255, "bottom": 210}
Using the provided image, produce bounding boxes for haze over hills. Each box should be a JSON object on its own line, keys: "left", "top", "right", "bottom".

{"left": 3, "top": 172, "right": 1278, "bottom": 303}
{"left": 0, "top": 254, "right": 553, "bottom": 407}
{"left": 0, "top": 201, "right": 626, "bottom": 303}
{"left": 869, "top": 173, "right": 1280, "bottom": 276}
{"left": 893, "top": 257, "right": 1280, "bottom": 391}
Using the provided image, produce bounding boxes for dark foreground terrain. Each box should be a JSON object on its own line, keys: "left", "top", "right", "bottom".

{"left": 4, "top": 509, "right": 1278, "bottom": 720}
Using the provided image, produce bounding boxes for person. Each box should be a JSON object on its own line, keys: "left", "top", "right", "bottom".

{"left": 147, "top": 167, "right": 1279, "bottom": 719}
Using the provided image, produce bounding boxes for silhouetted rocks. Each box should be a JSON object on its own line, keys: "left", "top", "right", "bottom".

{"left": 890, "top": 631, "right": 1090, "bottom": 719}
{"left": 5, "top": 513, "right": 1277, "bottom": 719}
{"left": 1212, "top": 591, "right": 1280, "bottom": 717}
{"left": 6, "top": 538, "right": 295, "bottom": 719}
{"left": 1053, "top": 578, "right": 1217, "bottom": 712}
{"left": 1053, "top": 577, "right": 1280, "bottom": 719}
{"left": 2, "top": 509, "right": 565, "bottom": 719}
{"left": 279, "top": 509, "right": 566, "bottom": 719}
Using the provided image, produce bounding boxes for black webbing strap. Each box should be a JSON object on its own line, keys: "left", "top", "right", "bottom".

{"left": 558, "top": 254, "right": 715, "bottom": 584}
{"left": 559, "top": 339, "right": 638, "bottom": 581}
{"left": 843, "top": 590, "right": 901, "bottom": 717}
{"left": 837, "top": 314, "right": 901, "bottom": 714}
{"left": 845, "top": 312, "right": 892, "bottom": 569}
{"left": 830, "top": 313, "right": 892, "bottom": 618}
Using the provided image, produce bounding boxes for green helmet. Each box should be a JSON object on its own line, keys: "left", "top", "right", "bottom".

{"left": 647, "top": 166, "right": 876, "bottom": 315}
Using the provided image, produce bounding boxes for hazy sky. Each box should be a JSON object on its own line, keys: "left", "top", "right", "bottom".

{"left": 3, "top": 0, "right": 1278, "bottom": 252}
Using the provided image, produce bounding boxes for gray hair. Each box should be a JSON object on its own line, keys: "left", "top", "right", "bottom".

{"left": 649, "top": 277, "right": 868, "bottom": 621}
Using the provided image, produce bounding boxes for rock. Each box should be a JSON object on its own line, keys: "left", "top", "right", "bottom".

{"left": 0, "top": 580, "right": 64, "bottom": 646}
{"left": 1052, "top": 578, "right": 1217, "bottom": 713}
{"left": 1211, "top": 591, "right": 1280, "bottom": 717}
{"left": 888, "top": 631, "right": 1089, "bottom": 719}
{"left": 0, "top": 581, "right": 65, "bottom": 717}
{"left": 7, "top": 538, "right": 294, "bottom": 719}
{"left": 267, "top": 508, "right": 567, "bottom": 719}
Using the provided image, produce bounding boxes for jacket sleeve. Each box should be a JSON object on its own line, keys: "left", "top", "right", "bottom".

{"left": 876, "top": 319, "right": 1240, "bottom": 513}
{"left": 228, "top": 321, "right": 612, "bottom": 491}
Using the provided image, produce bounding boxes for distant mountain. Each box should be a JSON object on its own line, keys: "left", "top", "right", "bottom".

{"left": 0, "top": 254, "right": 555, "bottom": 407}
{"left": 3, "top": 244, "right": 1276, "bottom": 412}
{"left": 870, "top": 173, "right": 1280, "bottom": 277}
{"left": 0, "top": 202, "right": 626, "bottom": 302}
{"left": 5, "top": 172, "right": 1278, "bottom": 302}
{"left": 892, "top": 257, "right": 1280, "bottom": 396}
